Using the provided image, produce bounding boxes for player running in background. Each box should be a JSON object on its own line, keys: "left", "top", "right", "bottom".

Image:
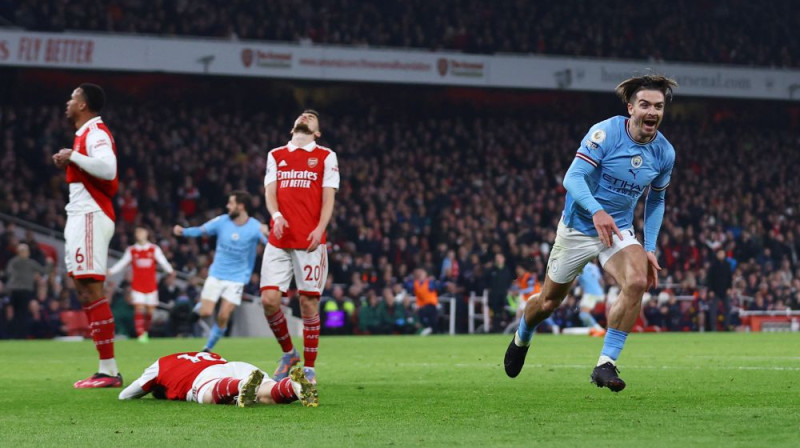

{"left": 505, "top": 74, "right": 677, "bottom": 392}
{"left": 173, "top": 191, "right": 267, "bottom": 352}
{"left": 52, "top": 83, "right": 122, "bottom": 388}
{"left": 261, "top": 110, "right": 339, "bottom": 384}
{"left": 108, "top": 227, "right": 175, "bottom": 343}
{"left": 576, "top": 260, "right": 606, "bottom": 337}
{"left": 118, "top": 351, "right": 317, "bottom": 407}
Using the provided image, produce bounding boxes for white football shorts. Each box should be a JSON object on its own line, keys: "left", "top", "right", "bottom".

{"left": 200, "top": 276, "right": 245, "bottom": 306}
{"left": 131, "top": 290, "right": 159, "bottom": 306}
{"left": 188, "top": 361, "right": 268, "bottom": 404}
{"left": 64, "top": 211, "right": 115, "bottom": 280}
{"left": 546, "top": 219, "right": 640, "bottom": 284}
{"left": 260, "top": 243, "right": 328, "bottom": 297}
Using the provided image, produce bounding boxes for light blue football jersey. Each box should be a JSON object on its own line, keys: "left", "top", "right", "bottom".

{"left": 191, "top": 215, "right": 266, "bottom": 284}
{"left": 577, "top": 263, "right": 604, "bottom": 296}
{"left": 562, "top": 115, "right": 675, "bottom": 236}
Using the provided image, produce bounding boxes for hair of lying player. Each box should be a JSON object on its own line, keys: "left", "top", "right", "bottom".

{"left": 615, "top": 74, "right": 678, "bottom": 104}
{"left": 78, "top": 83, "right": 106, "bottom": 113}
{"left": 230, "top": 190, "right": 251, "bottom": 214}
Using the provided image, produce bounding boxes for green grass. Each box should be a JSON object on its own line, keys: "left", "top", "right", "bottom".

{"left": 1, "top": 333, "right": 799, "bottom": 447}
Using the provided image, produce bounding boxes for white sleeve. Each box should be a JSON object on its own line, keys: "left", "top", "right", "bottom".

{"left": 154, "top": 245, "right": 174, "bottom": 274}
{"left": 108, "top": 247, "right": 132, "bottom": 276}
{"left": 70, "top": 129, "right": 117, "bottom": 180}
{"left": 322, "top": 151, "right": 340, "bottom": 189}
{"left": 118, "top": 360, "right": 159, "bottom": 400}
{"left": 264, "top": 151, "right": 277, "bottom": 186}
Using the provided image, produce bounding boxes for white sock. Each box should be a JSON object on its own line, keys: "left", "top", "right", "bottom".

{"left": 514, "top": 332, "right": 531, "bottom": 347}
{"left": 596, "top": 355, "right": 615, "bottom": 367}
{"left": 99, "top": 358, "right": 119, "bottom": 376}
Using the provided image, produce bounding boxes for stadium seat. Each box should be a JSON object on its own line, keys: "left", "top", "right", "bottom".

{"left": 61, "top": 311, "right": 90, "bottom": 337}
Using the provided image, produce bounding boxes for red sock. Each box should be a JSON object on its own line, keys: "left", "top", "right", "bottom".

{"left": 303, "top": 314, "right": 320, "bottom": 368}
{"left": 144, "top": 313, "right": 152, "bottom": 333}
{"left": 270, "top": 377, "right": 297, "bottom": 404}
{"left": 266, "top": 309, "right": 294, "bottom": 353}
{"left": 211, "top": 377, "right": 241, "bottom": 404}
{"left": 82, "top": 297, "right": 115, "bottom": 360}
{"left": 134, "top": 311, "right": 145, "bottom": 337}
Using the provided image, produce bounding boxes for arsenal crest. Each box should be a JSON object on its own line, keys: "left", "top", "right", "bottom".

{"left": 308, "top": 158, "right": 318, "bottom": 168}
{"left": 241, "top": 49, "right": 253, "bottom": 68}
{"left": 437, "top": 58, "right": 448, "bottom": 77}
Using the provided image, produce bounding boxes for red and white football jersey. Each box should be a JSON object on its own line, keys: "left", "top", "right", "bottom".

{"left": 140, "top": 352, "right": 228, "bottom": 401}
{"left": 264, "top": 141, "right": 339, "bottom": 249}
{"left": 108, "top": 243, "right": 174, "bottom": 293}
{"left": 65, "top": 116, "right": 118, "bottom": 221}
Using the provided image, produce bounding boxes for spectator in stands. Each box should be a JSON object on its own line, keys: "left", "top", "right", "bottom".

{"left": 357, "top": 289, "right": 391, "bottom": 335}
{"left": 6, "top": 243, "right": 52, "bottom": 338}
{"left": 412, "top": 267, "right": 439, "bottom": 335}
{"left": 706, "top": 249, "right": 733, "bottom": 331}
{"left": 486, "top": 253, "right": 512, "bottom": 333}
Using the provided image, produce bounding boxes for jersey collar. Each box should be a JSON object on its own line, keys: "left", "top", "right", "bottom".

{"left": 287, "top": 140, "right": 317, "bottom": 152}
{"left": 75, "top": 116, "right": 103, "bottom": 136}
{"left": 623, "top": 118, "right": 656, "bottom": 146}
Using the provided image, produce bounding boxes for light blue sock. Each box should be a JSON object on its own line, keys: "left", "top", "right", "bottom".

{"left": 515, "top": 317, "right": 539, "bottom": 346}
{"left": 600, "top": 328, "right": 628, "bottom": 361}
{"left": 205, "top": 323, "right": 226, "bottom": 350}
{"left": 579, "top": 311, "right": 599, "bottom": 328}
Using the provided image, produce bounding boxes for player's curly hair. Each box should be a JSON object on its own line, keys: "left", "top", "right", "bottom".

{"left": 78, "top": 83, "right": 106, "bottom": 113}
{"left": 615, "top": 74, "right": 678, "bottom": 104}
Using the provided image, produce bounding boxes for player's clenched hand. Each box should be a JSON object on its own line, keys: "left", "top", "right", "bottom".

{"left": 646, "top": 251, "right": 661, "bottom": 289}
{"left": 592, "top": 210, "right": 623, "bottom": 248}
{"left": 306, "top": 227, "right": 324, "bottom": 252}
{"left": 52, "top": 148, "right": 72, "bottom": 169}
{"left": 273, "top": 216, "right": 288, "bottom": 239}
{"left": 173, "top": 225, "right": 184, "bottom": 236}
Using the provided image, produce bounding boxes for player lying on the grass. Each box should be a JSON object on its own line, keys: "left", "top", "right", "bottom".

{"left": 118, "top": 351, "right": 318, "bottom": 407}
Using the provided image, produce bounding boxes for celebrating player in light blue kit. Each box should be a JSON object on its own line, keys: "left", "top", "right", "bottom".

{"left": 505, "top": 74, "right": 678, "bottom": 392}
{"left": 174, "top": 191, "right": 267, "bottom": 352}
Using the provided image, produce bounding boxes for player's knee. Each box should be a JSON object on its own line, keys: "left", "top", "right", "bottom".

{"left": 622, "top": 275, "right": 648, "bottom": 296}
{"left": 540, "top": 297, "right": 563, "bottom": 314}
{"left": 261, "top": 293, "right": 280, "bottom": 312}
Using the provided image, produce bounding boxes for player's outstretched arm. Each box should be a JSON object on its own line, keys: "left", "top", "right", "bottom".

{"left": 118, "top": 381, "right": 149, "bottom": 400}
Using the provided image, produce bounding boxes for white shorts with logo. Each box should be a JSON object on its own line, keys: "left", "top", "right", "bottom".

{"left": 200, "top": 276, "right": 245, "bottom": 306}
{"left": 260, "top": 243, "right": 328, "bottom": 297}
{"left": 187, "top": 361, "right": 267, "bottom": 404}
{"left": 131, "top": 290, "right": 159, "bottom": 306}
{"left": 546, "top": 219, "right": 641, "bottom": 284}
{"left": 65, "top": 211, "right": 115, "bottom": 280}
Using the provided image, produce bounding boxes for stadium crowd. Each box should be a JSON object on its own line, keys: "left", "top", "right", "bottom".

{"left": 2, "top": 0, "right": 798, "bottom": 68}
{"left": 1, "top": 90, "right": 799, "bottom": 339}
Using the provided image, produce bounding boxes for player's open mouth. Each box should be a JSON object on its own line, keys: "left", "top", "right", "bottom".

{"left": 643, "top": 119, "right": 658, "bottom": 129}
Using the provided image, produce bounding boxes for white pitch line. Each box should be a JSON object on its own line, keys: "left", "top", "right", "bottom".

{"left": 397, "top": 363, "right": 800, "bottom": 371}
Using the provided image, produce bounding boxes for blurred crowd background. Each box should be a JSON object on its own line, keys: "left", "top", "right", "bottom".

{"left": 3, "top": 0, "right": 797, "bottom": 66}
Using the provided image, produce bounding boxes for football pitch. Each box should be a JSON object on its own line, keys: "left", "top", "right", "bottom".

{"left": 1, "top": 333, "right": 798, "bottom": 447}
